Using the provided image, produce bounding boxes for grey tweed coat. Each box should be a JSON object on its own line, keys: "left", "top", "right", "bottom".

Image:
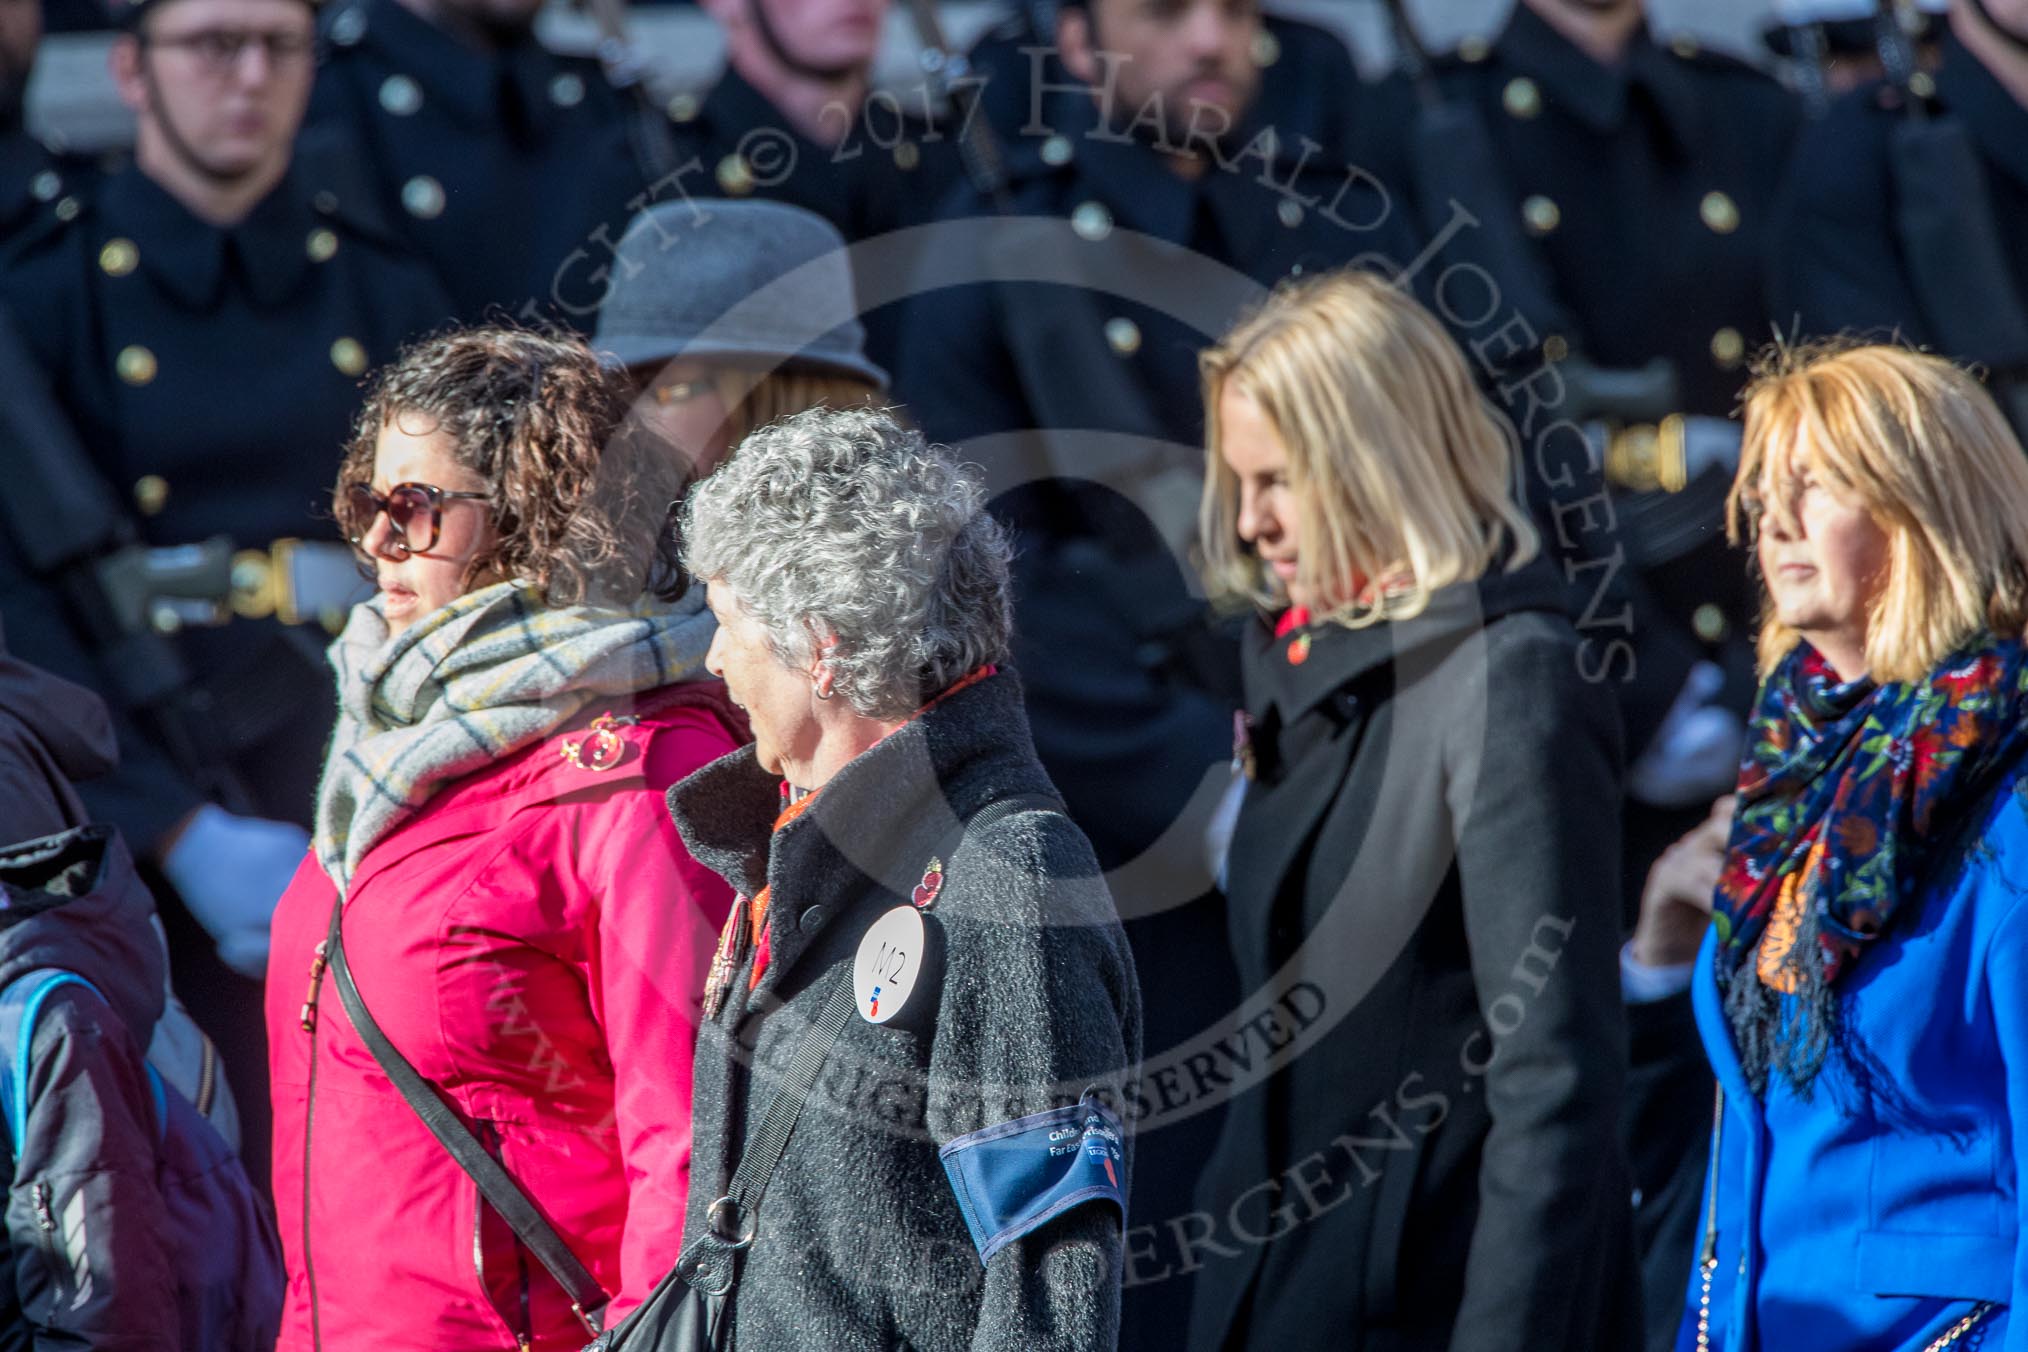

{"left": 667, "top": 668, "right": 1143, "bottom": 1351}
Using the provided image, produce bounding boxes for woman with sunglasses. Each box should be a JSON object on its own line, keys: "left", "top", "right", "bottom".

{"left": 264, "top": 326, "right": 744, "bottom": 1350}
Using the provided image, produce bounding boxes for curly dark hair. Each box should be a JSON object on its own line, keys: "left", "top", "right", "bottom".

{"left": 336, "top": 325, "right": 686, "bottom": 607}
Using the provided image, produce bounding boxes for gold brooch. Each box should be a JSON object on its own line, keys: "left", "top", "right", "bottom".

{"left": 560, "top": 712, "right": 638, "bottom": 772}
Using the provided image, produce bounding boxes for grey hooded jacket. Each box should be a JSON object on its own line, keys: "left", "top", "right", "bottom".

{"left": 668, "top": 669, "right": 1142, "bottom": 1352}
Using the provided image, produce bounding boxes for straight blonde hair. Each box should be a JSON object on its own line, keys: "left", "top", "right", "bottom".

{"left": 1728, "top": 341, "right": 2028, "bottom": 684}
{"left": 1198, "top": 269, "right": 1538, "bottom": 625}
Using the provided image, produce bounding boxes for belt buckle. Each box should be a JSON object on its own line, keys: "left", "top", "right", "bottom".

{"left": 229, "top": 543, "right": 283, "bottom": 621}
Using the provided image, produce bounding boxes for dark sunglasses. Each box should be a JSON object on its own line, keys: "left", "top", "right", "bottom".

{"left": 343, "top": 481, "right": 488, "bottom": 555}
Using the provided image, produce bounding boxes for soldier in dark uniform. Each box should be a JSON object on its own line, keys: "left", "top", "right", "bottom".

{"left": 894, "top": 5, "right": 1422, "bottom": 1347}
{"left": 673, "top": 0, "right": 966, "bottom": 368}
{"left": 1770, "top": 0, "right": 2028, "bottom": 434}
{"left": 1428, "top": 0, "right": 1800, "bottom": 878}
{"left": 0, "top": 0, "right": 91, "bottom": 255}
{"left": 0, "top": 0, "right": 449, "bottom": 1190}
{"left": 964, "top": 2, "right": 1412, "bottom": 183}
{"left": 302, "top": 0, "right": 663, "bottom": 326}
{"left": 1424, "top": 7, "right": 1801, "bottom": 1349}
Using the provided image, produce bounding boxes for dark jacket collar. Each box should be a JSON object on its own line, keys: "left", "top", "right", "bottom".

{"left": 99, "top": 165, "right": 316, "bottom": 310}
{"left": 357, "top": 0, "right": 560, "bottom": 140}
{"left": 667, "top": 669, "right": 1057, "bottom": 989}
{"left": 1937, "top": 29, "right": 2028, "bottom": 193}
{"left": 1245, "top": 553, "right": 1573, "bottom": 727}
{"left": 1496, "top": 5, "right": 1698, "bottom": 153}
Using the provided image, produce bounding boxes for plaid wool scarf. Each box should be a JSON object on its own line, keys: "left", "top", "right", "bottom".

{"left": 314, "top": 579, "right": 715, "bottom": 892}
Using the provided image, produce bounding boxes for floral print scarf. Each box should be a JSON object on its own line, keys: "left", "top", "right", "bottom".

{"left": 1713, "top": 635, "right": 2028, "bottom": 1093}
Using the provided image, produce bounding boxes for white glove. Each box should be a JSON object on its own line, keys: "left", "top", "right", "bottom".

{"left": 161, "top": 803, "right": 308, "bottom": 979}
{"left": 1628, "top": 663, "right": 1746, "bottom": 809}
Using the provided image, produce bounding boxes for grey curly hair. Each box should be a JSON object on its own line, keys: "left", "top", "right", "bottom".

{"left": 680, "top": 406, "right": 1013, "bottom": 719}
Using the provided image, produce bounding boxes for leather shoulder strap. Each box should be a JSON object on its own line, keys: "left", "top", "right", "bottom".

{"left": 324, "top": 902, "right": 609, "bottom": 1331}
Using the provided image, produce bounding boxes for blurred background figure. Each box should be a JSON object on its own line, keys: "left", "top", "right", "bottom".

{"left": 592, "top": 197, "right": 887, "bottom": 483}
{"left": 0, "top": 0, "right": 449, "bottom": 1188}
{"left": 1759, "top": 0, "right": 1945, "bottom": 115}
{"left": 1769, "top": 0, "right": 2028, "bottom": 438}
{"left": 302, "top": 0, "right": 669, "bottom": 325}
{"left": 964, "top": 0, "right": 1410, "bottom": 201}
{"left": 0, "top": 0, "right": 89, "bottom": 256}
{"left": 269, "top": 327, "right": 741, "bottom": 1350}
{"left": 1189, "top": 269, "right": 1637, "bottom": 1352}
{"left": 1426, "top": 0, "right": 1800, "bottom": 914}
{"left": 1643, "top": 342, "right": 2028, "bottom": 1352}
{"left": 675, "top": 0, "right": 963, "bottom": 369}
{"left": 1619, "top": 791, "right": 1730, "bottom": 1352}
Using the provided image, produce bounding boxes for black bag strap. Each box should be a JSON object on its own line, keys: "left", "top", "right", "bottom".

{"left": 324, "top": 902, "right": 610, "bottom": 1334}
{"left": 682, "top": 791, "right": 1064, "bottom": 1290}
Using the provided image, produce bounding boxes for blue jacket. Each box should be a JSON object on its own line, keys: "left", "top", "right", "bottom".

{"left": 1682, "top": 768, "right": 2028, "bottom": 1352}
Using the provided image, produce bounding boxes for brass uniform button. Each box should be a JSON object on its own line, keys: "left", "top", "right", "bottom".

{"left": 716, "top": 154, "right": 754, "bottom": 196}
{"left": 133, "top": 474, "right": 169, "bottom": 516}
{"left": 1104, "top": 317, "right": 1141, "bottom": 356}
{"left": 893, "top": 140, "right": 920, "bottom": 172}
{"left": 1522, "top": 194, "right": 1561, "bottom": 236}
{"left": 401, "top": 175, "right": 446, "bottom": 220}
{"left": 1040, "top": 135, "right": 1073, "bottom": 167}
{"left": 667, "top": 93, "right": 699, "bottom": 123}
{"left": 1251, "top": 28, "right": 1281, "bottom": 69}
{"left": 550, "top": 73, "right": 586, "bottom": 108}
{"left": 1670, "top": 34, "right": 1700, "bottom": 59}
{"left": 378, "top": 74, "right": 423, "bottom": 117}
{"left": 1503, "top": 77, "right": 1543, "bottom": 120}
{"left": 1700, "top": 190, "right": 1740, "bottom": 235}
{"left": 1071, "top": 201, "right": 1113, "bottom": 242}
{"left": 1710, "top": 326, "right": 1745, "bottom": 369}
{"left": 1910, "top": 70, "right": 1937, "bottom": 100}
{"left": 99, "top": 237, "right": 140, "bottom": 277}
{"left": 54, "top": 196, "right": 80, "bottom": 222}
{"left": 1277, "top": 198, "right": 1305, "bottom": 228}
{"left": 306, "top": 227, "right": 339, "bottom": 263}
{"left": 312, "top": 189, "right": 339, "bottom": 214}
{"left": 116, "top": 344, "right": 157, "bottom": 386}
{"left": 1543, "top": 334, "right": 1570, "bottom": 363}
{"left": 29, "top": 169, "right": 60, "bottom": 202}
{"left": 1692, "top": 603, "right": 1729, "bottom": 644}
{"left": 1458, "top": 35, "right": 1491, "bottom": 64}
{"left": 330, "top": 337, "right": 368, "bottom": 377}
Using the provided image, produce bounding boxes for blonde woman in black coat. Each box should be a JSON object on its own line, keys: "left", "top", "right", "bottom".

{"left": 1185, "top": 271, "right": 1641, "bottom": 1352}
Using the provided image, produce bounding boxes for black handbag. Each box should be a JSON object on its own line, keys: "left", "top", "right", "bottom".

{"left": 583, "top": 977, "right": 861, "bottom": 1351}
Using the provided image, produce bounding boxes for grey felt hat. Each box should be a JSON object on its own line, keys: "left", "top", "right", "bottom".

{"left": 592, "top": 199, "right": 889, "bottom": 390}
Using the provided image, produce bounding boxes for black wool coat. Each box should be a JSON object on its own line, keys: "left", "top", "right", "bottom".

{"left": 1184, "top": 560, "right": 1642, "bottom": 1352}
{"left": 668, "top": 669, "right": 1143, "bottom": 1352}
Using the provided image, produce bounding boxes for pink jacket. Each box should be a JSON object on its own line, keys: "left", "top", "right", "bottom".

{"left": 266, "top": 683, "right": 743, "bottom": 1350}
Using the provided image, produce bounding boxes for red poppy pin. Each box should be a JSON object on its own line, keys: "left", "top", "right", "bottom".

{"left": 1288, "top": 633, "right": 1312, "bottom": 666}
{"left": 912, "top": 858, "right": 945, "bottom": 909}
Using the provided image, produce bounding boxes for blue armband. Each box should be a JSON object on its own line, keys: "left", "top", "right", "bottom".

{"left": 939, "top": 1091, "right": 1126, "bottom": 1264}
